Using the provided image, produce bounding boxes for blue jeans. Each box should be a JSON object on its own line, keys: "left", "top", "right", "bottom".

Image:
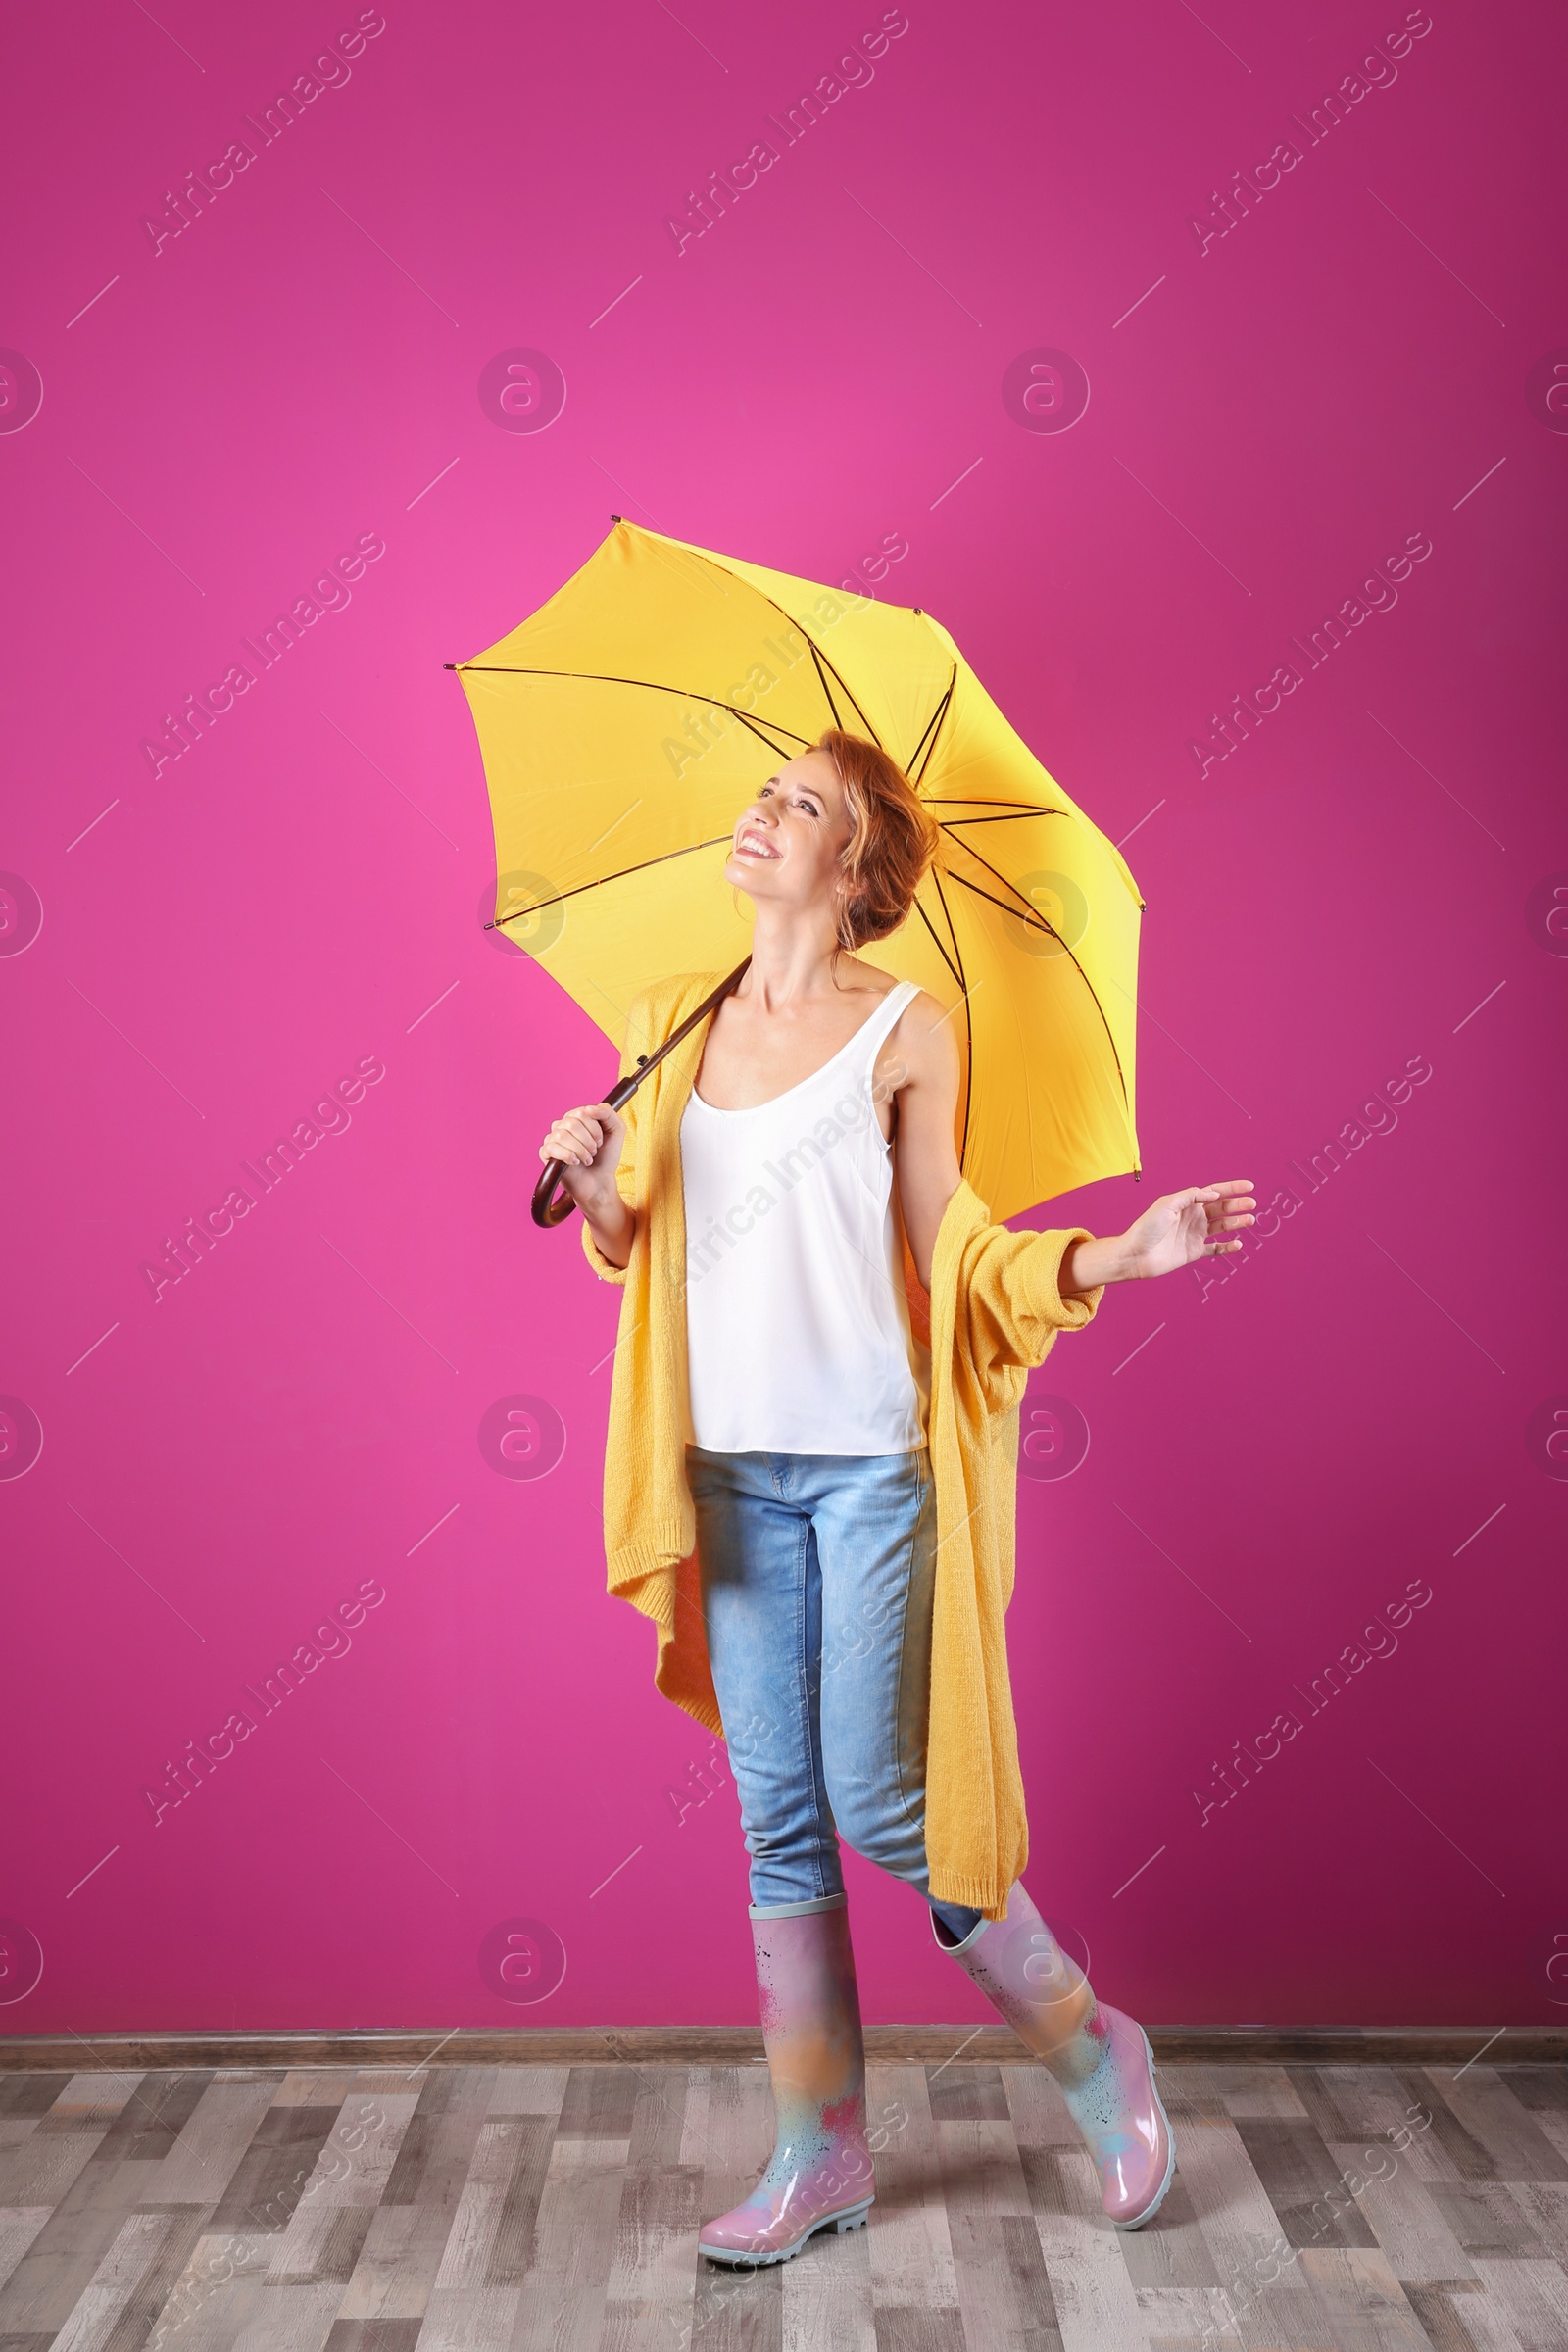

{"left": 687, "top": 1443, "right": 983, "bottom": 1941}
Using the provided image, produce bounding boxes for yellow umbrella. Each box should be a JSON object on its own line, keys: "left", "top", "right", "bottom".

{"left": 454, "top": 519, "right": 1144, "bottom": 1227}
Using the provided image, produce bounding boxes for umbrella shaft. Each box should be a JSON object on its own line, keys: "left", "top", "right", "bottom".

{"left": 530, "top": 956, "right": 751, "bottom": 1230}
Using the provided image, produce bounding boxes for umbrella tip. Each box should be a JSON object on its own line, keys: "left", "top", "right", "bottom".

{"left": 610, "top": 513, "right": 622, "bottom": 523}
{"left": 442, "top": 662, "right": 456, "bottom": 670}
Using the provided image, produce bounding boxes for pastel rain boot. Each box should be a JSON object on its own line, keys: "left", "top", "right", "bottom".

{"left": 933, "top": 1879, "right": 1175, "bottom": 2229}
{"left": 698, "top": 1894, "right": 875, "bottom": 2267}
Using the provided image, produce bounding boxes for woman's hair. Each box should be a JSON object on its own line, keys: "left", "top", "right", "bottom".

{"left": 814, "top": 729, "right": 942, "bottom": 955}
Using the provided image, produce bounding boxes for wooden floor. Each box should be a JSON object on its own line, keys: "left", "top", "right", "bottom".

{"left": 0, "top": 2057, "right": 1565, "bottom": 2351}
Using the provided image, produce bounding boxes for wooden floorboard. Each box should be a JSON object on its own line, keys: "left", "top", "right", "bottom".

{"left": 0, "top": 2062, "right": 1558, "bottom": 2349}
{"left": 6, "top": 2032, "right": 1567, "bottom": 2075}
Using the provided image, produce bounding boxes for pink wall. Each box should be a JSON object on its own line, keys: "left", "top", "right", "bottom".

{"left": 2, "top": 0, "right": 1563, "bottom": 2036}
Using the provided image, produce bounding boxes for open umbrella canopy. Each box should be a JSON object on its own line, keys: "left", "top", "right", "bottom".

{"left": 457, "top": 519, "right": 1144, "bottom": 1223}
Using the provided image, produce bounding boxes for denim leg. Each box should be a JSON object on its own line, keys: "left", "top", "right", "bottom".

{"left": 689, "top": 1446, "right": 844, "bottom": 1912}
{"left": 805, "top": 1448, "right": 983, "bottom": 1942}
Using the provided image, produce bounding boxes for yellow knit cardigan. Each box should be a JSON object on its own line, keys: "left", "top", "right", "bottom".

{"left": 578, "top": 972, "right": 1104, "bottom": 1918}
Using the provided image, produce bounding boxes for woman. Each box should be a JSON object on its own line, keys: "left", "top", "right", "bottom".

{"left": 541, "top": 731, "right": 1253, "bottom": 2268}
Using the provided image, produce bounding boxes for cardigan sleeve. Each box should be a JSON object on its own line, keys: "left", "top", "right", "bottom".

{"left": 960, "top": 1220, "right": 1106, "bottom": 1377}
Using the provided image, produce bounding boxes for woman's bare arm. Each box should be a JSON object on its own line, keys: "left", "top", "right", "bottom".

{"left": 888, "top": 996, "right": 964, "bottom": 1293}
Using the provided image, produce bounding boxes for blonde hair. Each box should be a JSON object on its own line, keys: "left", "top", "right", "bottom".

{"left": 815, "top": 729, "right": 942, "bottom": 955}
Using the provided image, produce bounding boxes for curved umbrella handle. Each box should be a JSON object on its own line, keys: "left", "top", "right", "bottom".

{"left": 529, "top": 1160, "right": 580, "bottom": 1228}
{"left": 530, "top": 956, "right": 752, "bottom": 1234}
{"left": 531, "top": 1070, "right": 642, "bottom": 1229}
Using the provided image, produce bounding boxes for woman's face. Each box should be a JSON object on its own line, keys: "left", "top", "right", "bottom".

{"left": 725, "top": 750, "right": 853, "bottom": 916}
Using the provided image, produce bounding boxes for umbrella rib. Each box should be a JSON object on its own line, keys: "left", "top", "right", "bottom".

{"left": 942, "top": 831, "right": 1068, "bottom": 928}
{"left": 936, "top": 808, "right": 1070, "bottom": 824}
{"left": 612, "top": 526, "right": 887, "bottom": 746}
{"left": 802, "top": 625, "right": 882, "bottom": 746}
{"left": 456, "top": 662, "right": 813, "bottom": 754}
{"left": 909, "top": 894, "right": 964, "bottom": 992}
{"left": 728, "top": 708, "right": 813, "bottom": 763}
{"left": 808, "top": 640, "right": 844, "bottom": 730}
{"left": 905, "top": 673, "right": 952, "bottom": 777}
{"left": 907, "top": 668, "right": 956, "bottom": 785}
{"left": 940, "top": 869, "right": 1059, "bottom": 940}
{"left": 942, "top": 862, "right": 1131, "bottom": 1114}
{"left": 489, "top": 831, "right": 735, "bottom": 923}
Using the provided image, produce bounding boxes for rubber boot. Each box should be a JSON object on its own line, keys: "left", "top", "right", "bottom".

{"left": 933, "top": 1878, "right": 1175, "bottom": 2229}
{"left": 698, "top": 1895, "right": 875, "bottom": 2266}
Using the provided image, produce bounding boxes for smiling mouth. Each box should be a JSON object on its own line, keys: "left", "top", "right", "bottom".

{"left": 734, "top": 831, "right": 780, "bottom": 860}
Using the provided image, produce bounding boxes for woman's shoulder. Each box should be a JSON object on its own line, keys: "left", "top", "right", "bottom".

{"left": 823, "top": 957, "right": 945, "bottom": 1028}
{"left": 880, "top": 981, "right": 960, "bottom": 1083}
{"left": 837, "top": 954, "right": 900, "bottom": 988}
{"left": 879, "top": 976, "right": 956, "bottom": 1032}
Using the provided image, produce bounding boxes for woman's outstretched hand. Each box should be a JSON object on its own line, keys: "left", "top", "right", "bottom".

{"left": 1060, "top": 1182, "right": 1256, "bottom": 1294}
{"left": 1121, "top": 1181, "right": 1256, "bottom": 1278}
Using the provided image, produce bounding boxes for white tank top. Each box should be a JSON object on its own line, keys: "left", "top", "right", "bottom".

{"left": 679, "top": 978, "right": 929, "bottom": 1455}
